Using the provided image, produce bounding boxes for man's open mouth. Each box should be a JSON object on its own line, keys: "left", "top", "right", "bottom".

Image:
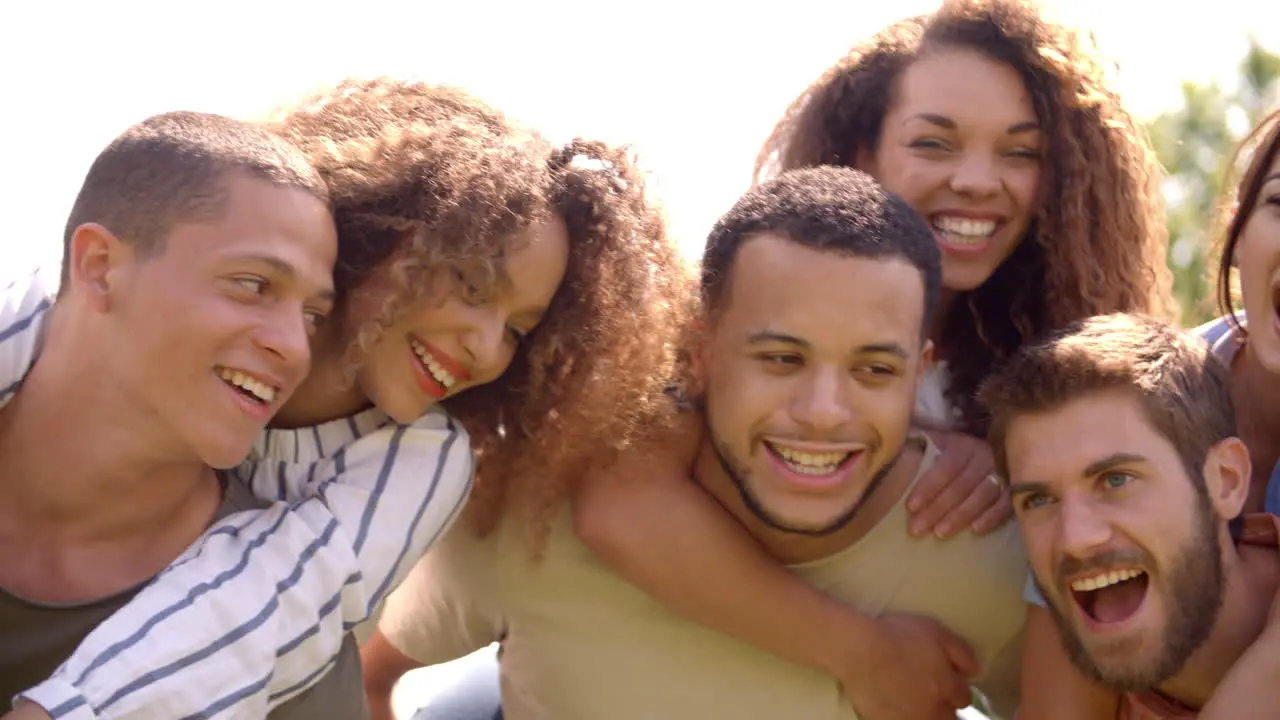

{"left": 218, "top": 366, "right": 277, "bottom": 406}
{"left": 1070, "top": 568, "right": 1149, "bottom": 625}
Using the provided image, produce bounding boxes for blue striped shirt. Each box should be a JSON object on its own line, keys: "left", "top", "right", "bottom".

{"left": 1, "top": 266, "right": 476, "bottom": 718}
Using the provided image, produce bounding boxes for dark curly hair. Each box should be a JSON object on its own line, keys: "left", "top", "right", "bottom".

{"left": 62, "top": 111, "right": 328, "bottom": 291}
{"left": 756, "top": 0, "right": 1173, "bottom": 433}
{"left": 703, "top": 166, "right": 941, "bottom": 335}
{"left": 448, "top": 140, "right": 696, "bottom": 551}
{"left": 1216, "top": 108, "right": 1280, "bottom": 325}
{"left": 272, "top": 78, "right": 695, "bottom": 552}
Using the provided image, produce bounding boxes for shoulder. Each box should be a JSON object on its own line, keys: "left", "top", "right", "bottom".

{"left": 337, "top": 407, "right": 471, "bottom": 458}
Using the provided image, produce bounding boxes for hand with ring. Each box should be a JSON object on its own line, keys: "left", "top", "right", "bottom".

{"left": 907, "top": 428, "right": 1012, "bottom": 539}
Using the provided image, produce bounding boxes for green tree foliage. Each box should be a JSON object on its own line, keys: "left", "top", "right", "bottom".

{"left": 1148, "top": 38, "right": 1280, "bottom": 324}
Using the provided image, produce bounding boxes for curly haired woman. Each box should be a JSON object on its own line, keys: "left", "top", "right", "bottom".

{"left": 566, "top": 1, "right": 1173, "bottom": 718}
{"left": 2, "top": 79, "right": 691, "bottom": 719}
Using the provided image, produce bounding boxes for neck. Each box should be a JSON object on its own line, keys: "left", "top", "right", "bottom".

{"left": 1157, "top": 536, "right": 1280, "bottom": 708}
{"left": 693, "top": 437, "right": 924, "bottom": 564}
{"left": 1231, "top": 342, "right": 1280, "bottom": 512}
{"left": 271, "top": 325, "right": 369, "bottom": 429}
{"left": 930, "top": 289, "right": 960, "bottom": 347}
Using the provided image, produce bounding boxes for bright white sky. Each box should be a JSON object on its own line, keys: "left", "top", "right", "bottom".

{"left": 2, "top": 0, "right": 1278, "bottom": 272}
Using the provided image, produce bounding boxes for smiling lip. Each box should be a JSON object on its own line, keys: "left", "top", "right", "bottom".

{"left": 762, "top": 441, "right": 863, "bottom": 491}
{"left": 217, "top": 367, "right": 279, "bottom": 422}
{"left": 413, "top": 337, "right": 471, "bottom": 382}
{"left": 930, "top": 211, "right": 1006, "bottom": 255}
{"left": 1067, "top": 570, "right": 1150, "bottom": 636}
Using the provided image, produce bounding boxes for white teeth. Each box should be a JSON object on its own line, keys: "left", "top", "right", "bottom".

{"left": 410, "top": 340, "right": 457, "bottom": 389}
{"left": 771, "top": 445, "right": 853, "bottom": 475}
{"left": 1070, "top": 568, "right": 1145, "bottom": 592}
{"left": 218, "top": 368, "right": 277, "bottom": 404}
{"left": 932, "top": 216, "right": 997, "bottom": 243}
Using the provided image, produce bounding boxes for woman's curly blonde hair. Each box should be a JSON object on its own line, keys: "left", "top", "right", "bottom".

{"left": 756, "top": 0, "right": 1173, "bottom": 433}
{"left": 272, "top": 78, "right": 695, "bottom": 551}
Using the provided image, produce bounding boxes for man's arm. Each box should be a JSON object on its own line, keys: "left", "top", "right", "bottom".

{"left": 573, "top": 415, "right": 980, "bottom": 718}
{"left": 1016, "top": 602, "right": 1119, "bottom": 719}
{"left": 1198, "top": 584, "right": 1280, "bottom": 720}
{"left": 15, "top": 414, "right": 474, "bottom": 719}
{"left": 361, "top": 630, "right": 425, "bottom": 720}
{"left": 0, "top": 266, "right": 56, "bottom": 406}
{"left": 365, "top": 526, "right": 499, "bottom": 720}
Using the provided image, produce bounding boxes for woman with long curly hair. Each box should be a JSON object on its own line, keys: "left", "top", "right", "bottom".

{"left": 565, "top": 2, "right": 1172, "bottom": 719}
{"left": 1013, "top": 108, "right": 1280, "bottom": 720}
{"left": 3, "top": 79, "right": 691, "bottom": 719}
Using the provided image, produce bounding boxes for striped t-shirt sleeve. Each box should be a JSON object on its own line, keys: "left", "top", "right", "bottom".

{"left": 0, "top": 266, "right": 57, "bottom": 406}
{"left": 18, "top": 414, "right": 475, "bottom": 719}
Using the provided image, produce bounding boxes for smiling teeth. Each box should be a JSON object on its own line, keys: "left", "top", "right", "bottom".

{"left": 410, "top": 339, "right": 457, "bottom": 389}
{"left": 933, "top": 216, "right": 996, "bottom": 244}
{"left": 219, "top": 368, "right": 276, "bottom": 403}
{"left": 772, "top": 445, "right": 852, "bottom": 475}
{"left": 1070, "top": 568, "right": 1144, "bottom": 592}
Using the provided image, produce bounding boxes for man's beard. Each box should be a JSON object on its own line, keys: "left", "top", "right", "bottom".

{"left": 708, "top": 432, "right": 900, "bottom": 537}
{"left": 1039, "top": 490, "right": 1224, "bottom": 694}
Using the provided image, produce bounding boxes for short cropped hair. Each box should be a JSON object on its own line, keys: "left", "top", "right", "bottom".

{"left": 61, "top": 111, "right": 328, "bottom": 288}
{"left": 979, "top": 312, "right": 1236, "bottom": 484}
{"left": 701, "top": 166, "right": 941, "bottom": 334}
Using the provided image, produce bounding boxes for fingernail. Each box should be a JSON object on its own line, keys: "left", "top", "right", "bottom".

{"left": 934, "top": 525, "right": 951, "bottom": 539}
{"left": 907, "top": 497, "right": 922, "bottom": 512}
{"left": 909, "top": 521, "right": 926, "bottom": 537}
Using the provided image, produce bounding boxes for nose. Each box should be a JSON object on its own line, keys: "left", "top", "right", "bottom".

{"left": 459, "top": 311, "right": 509, "bottom": 380}
{"left": 1056, "top": 494, "right": 1113, "bottom": 560}
{"left": 949, "top": 151, "right": 1002, "bottom": 199}
{"left": 789, "top": 366, "right": 854, "bottom": 433}
{"left": 252, "top": 305, "right": 313, "bottom": 381}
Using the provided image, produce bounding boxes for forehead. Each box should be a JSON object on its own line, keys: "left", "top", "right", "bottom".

{"left": 501, "top": 215, "right": 570, "bottom": 296}
{"left": 716, "top": 232, "right": 924, "bottom": 349}
{"left": 890, "top": 48, "right": 1036, "bottom": 124}
{"left": 1005, "top": 390, "right": 1176, "bottom": 483}
{"left": 169, "top": 174, "right": 337, "bottom": 282}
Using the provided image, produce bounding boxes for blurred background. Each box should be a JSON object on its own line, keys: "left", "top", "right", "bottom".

{"left": 2, "top": 0, "right": 1279, "bottom": 325}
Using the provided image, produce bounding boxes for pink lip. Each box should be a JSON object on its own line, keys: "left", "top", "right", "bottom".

{"left": 413, "top": 337, "right": 472, "bottom": 382}
{"left": 1067, "top": 579, "right": 1150, "bottom": 637}
{"left": 410, "top": 346, "right": 449, "bottom": 400}
{"left": 220, "top": 376, "right": 273, "bottom": 422}
{"left": 763, "top": 445, "right": 862, "bottom": 492}
{"left": 931, "top": 210, "right": 1005, "bottom": 221}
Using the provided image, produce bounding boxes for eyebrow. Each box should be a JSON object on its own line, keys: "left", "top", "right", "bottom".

{"left": 909, "top": 113, "right": 1040, "bottom": 135}
{"left": 493, "top": 267, "right": 549, "bottom": 322}
{"left": 234, "top": 253, "right": 336, "bottom": 303}
{"left": 1008, "top": 452, "right": 1147, "bottom": 496}
{"left": 745, "top": 331, "right": 908, "bottom": 358}
{"left": 1082, "top": 452, "right": 1146, "bottom": 478}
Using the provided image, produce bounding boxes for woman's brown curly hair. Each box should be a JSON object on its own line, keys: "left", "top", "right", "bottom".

{"left": 272, "top": 78, "right": 695, "bottom": 552}
{"left": 271, "top": 78, "right": 556, "bottom": 361}
{"left": 446, "top": 140, "right": 696, "bottom": 552}
{"left": 756, "top": 0, "right": 1173, "bottom": 433}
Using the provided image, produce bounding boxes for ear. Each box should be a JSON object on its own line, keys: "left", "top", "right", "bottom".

{"left": 1202, "top": 436, "right": 1251, "bottom": 521}
{"left": 687, "top": 315, "right": 715, "bottom": 394}
{"left": 914, "top": 339, "right": 935, "bottom": 395}
{"left": 66, "top": 223, "right": 133, "bottom": 313}
{"left": 853, "top": 146, "right": 876, "bottom": 175}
